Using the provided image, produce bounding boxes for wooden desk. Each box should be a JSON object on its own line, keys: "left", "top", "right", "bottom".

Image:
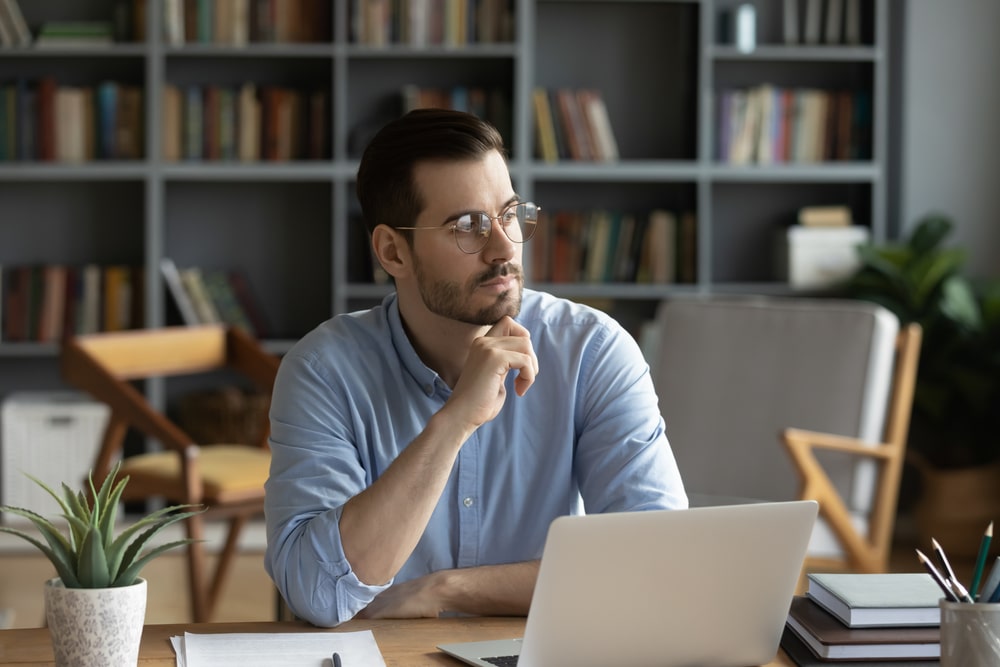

{"left": 0, "top": 617, "right": 794, "bottom": 666}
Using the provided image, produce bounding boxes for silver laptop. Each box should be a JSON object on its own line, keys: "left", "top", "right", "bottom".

{"left": 438, "top": 500, "right": 818, "bottom": 667}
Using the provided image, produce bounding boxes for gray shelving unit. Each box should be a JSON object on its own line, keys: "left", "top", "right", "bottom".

{"left": 0, "top": 0, "right": 888, "bottom": 397}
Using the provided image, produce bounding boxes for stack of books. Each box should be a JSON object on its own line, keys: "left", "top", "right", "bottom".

{"left": 781, "top": 573, "right": 943, "bottom": 666}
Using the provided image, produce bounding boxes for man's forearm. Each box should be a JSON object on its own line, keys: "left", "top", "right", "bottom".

{"left": 358, "top": 560, "right": 541, "bottom": 620}
{"left": 436, "top": 560, "right": 540, "bottom": 616}
{"left": 340, "top": 409, "right": 475, "bottom": 585}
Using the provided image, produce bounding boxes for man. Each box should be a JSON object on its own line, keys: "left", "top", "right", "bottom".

{"left": 264, "top": 109, "right": 687, "bottom": 628}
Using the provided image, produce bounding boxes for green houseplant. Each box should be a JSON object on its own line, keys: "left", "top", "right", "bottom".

{"left": 842, "top": 213, "right": 1000, "bottom": 469}
{"left": 842, "top": 214, "right": 1000, "bottom": 555}
{"left": 0, "top": 463, "right": 203, "bottom": 667}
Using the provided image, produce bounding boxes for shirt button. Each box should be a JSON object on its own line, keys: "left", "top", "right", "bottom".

{"left": 424, "top": 384, "right": 434, "bottom": 395}
{"left": 463, "top": 497, "right": 474, "bottom": 508}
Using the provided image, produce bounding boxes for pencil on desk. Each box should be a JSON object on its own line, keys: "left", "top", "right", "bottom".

{"left": 916, "top": 548, "right": 960, "bottom": 602}
{"left": 970, "top": 521, "right": 993, "bottom": 600}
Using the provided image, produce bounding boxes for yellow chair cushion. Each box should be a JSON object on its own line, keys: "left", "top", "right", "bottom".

{"left": 120, "top": 445, "right": 270, "bottom": 499}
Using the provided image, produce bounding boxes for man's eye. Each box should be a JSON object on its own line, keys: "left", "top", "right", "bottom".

{"left": 454, "top": 215, "right": 476, "bottom": 233}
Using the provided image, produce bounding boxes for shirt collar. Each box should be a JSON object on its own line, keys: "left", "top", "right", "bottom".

{"left": 383, "top": 292, "right": 443, "bottom": 395}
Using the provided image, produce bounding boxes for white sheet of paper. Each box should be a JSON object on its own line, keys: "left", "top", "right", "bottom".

{"left": 170, "top": 630, "right": 386, "bottom": 667}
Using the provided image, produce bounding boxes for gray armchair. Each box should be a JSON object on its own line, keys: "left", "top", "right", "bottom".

{"left": 646, "top": 296, "right": 921, "bottom": 573}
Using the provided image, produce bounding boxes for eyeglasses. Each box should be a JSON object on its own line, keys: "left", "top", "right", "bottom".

{"left": 396, "top": 201, "right": 540, "bottom": 254}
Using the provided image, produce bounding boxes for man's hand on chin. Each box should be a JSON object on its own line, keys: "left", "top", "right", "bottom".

{"left": 356, "top": 572, "right": 445, "bottom": 620}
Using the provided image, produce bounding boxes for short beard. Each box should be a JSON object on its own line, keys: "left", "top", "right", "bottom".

{"left": 414, "top": 261, "right": 524, "bottom": 326}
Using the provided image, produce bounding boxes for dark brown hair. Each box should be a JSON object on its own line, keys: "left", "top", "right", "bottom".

{"left": 355, "top": 109, "right": 507, "bottom": 238}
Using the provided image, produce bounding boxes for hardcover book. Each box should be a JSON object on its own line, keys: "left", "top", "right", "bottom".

{"left": 781, "top": 626, "right": 939, "bottom": 667}
{"left": 786, "top": 596, "right": 940, "bottom": 660}
{"left": 806, "top": 573, "right": 944, "bottom": 628}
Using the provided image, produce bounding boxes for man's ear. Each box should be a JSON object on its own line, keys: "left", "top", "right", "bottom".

{"left": 371, "top": 224, "right": 412, "bottom": 280}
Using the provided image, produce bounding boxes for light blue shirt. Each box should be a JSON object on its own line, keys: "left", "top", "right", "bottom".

{"left": 264, "top": 289, "right": 687, "bottom": 627}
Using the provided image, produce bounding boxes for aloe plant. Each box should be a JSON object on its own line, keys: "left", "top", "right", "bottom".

{"left": 0, "top": 463, "right": 203, "bottom": 588}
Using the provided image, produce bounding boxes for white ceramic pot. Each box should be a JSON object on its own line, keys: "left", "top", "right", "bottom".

{"left": 44, "top": 577, "right": 147, "bottom": 667}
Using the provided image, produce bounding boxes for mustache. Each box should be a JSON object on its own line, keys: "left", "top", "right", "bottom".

{"left": 476, "top": 263, "right": 523, "bottom": 284}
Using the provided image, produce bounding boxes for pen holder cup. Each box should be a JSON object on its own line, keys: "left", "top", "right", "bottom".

{"left": 940, "top": 599, "right": 1000, "bottom": 666}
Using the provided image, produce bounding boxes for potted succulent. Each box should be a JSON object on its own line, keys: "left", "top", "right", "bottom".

{"left": 0, "top": 463, "right": 202, "bottom": 667}
{"left": 841, "top": 213, "right": 1000, "bottom": 554}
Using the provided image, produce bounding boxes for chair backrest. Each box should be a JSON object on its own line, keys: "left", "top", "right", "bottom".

{"left": 647, "top": 296, "right": 899, "bottom": 512}
{"left": 60, "top": 325, "right": 279, "bottom": 461}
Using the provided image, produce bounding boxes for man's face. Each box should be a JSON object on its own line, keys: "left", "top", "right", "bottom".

{"left": 407, "top": 150, "right": 524, "bottom": 326}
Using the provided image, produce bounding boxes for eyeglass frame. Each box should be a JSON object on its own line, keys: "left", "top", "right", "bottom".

{"left": 394, "top": 201, "right": 540, "bottom": 254}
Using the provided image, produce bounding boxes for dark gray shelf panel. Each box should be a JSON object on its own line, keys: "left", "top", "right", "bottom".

{"left": 710, "top": 45, "right": 881, "bottom": 62}
{"left": 709, "top": 163, "right": 882, "bottom": 182}
{"left": 165, "top": 44, "right": 338, "bottom": 58}
{"left": 161, "top": 163, "right": 346, "bottom": 181}
{"left": 532, "top": 283, "right": 703, "bottom": 300}
{"left": 0, "top": 164, "right": 148, "bottom": 180}
{"left": 528, "top": 161, "right": 705, "bottom": 182}
{"left": 0, "top": 45, "right": 147, "bottom": 58}
{"left": 345, "top": 44, "right": 519, "bottom": 58}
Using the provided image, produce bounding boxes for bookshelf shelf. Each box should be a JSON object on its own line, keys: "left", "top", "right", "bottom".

{"left": 709, "top": 163, "right": 882, "bottom": 182}
{"left": 0, "top": 0, "right": 890, "bottom": 401}
{"left": 528, "top": 161, "right": 704, "bottom": 182}
{"left": 161, "top": 163, "right": 340, "bottom": 181}
{"left": 0, "top": 164, "right": 148, "bottom": 180}
{"left": 709, "top": 45, "right": 880, "bottom": 62}
{"left": 0, "top": 45, "right": 148, "bottom": 58}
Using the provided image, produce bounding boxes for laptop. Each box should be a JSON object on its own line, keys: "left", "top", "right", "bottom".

{"left": 437, "top": 500, "right": 818, "bottom": 667}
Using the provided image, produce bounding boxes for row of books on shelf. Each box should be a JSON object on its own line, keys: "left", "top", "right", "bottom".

{"left": 718, "top": 85, "right": 871, "bottom": 165}
{"left": 401, "top": 84, "right": 510, "bottom": 144}
{"left": 531, "top": 209, "right": 696, "bottom": 285}
{"left": 533, "top": 88, "right": 619, "bottom": 163}
{"left": 0, "top": 0, "right": 334, "bottom": 48}
{"left": 163, "top": 82, "right": 327, "bottom": 162}
{"left": 0, "top": 0, "right": 29, "bottom": 48}
{"left": 0, "top": 78, "right": 143, "bottom": 162}
{"left": 783, "top": 0, "right": 863, "bottom": 47}
{"left": 160, "top": 258, "right": 269, "bottom": 337}
{"left": 353, "top": 0, "right": 513, "bottom": 47}
{"left": 1, "top": 264, "right": 144, "bottom": 343}
{"left": 0, "top": 261, "right": 270, "bottom": 344}
{"left": 163, "top": 0, "right": 331, "bottom": 46}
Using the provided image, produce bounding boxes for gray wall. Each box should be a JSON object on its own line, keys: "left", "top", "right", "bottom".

{"left": 898, "top": 0, "right": 1000, "bottom": 278}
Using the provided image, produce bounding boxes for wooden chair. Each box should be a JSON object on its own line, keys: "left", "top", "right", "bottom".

{"left": 783, "top": 321, "right": 921, "bottom": 573}
{"left": 646, "top": 296, "right": 922, "bottom": 575}
{"left": 59, "top": 325, "right": 280, "bottom": 622}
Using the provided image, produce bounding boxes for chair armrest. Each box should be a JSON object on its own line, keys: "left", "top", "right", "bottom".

{"left": 783, "top": 427, "right": 895, "bottom": 461}
{"left": 783, "top": 427, "right": 904, "bottom": 572}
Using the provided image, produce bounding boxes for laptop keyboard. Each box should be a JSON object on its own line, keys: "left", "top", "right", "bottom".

{"left": 482, "top": 656, "right": 519, "bottom": 666}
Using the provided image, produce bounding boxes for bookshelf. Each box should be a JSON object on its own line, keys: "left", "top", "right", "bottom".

{"left": 0, "top": 0, "right": 889, "bottom": 399}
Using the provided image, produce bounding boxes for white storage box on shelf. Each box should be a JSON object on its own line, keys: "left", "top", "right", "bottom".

{"left": 1, "top": 392, "right": 109, "bottom": 525}
{"left": 777, "top": 224, "right": 870, "bottom": 289}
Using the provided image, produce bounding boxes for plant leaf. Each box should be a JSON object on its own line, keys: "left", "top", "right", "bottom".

{"left": 109, "top": 507, "right": 204, "bottom": 582}
{"left": 0, "top": 507, "right": 81, "bottom": 587}
{"left": 113, "top": 538, "right": 201, "bottom": 587}
{"left": 908, "top": 214, "right": 953, "bottom": 254}
{"left": 906, "top": 247, "right": 966, "bottom": 308}
{"left": 60, "top": 483, "right": 90, "bottom": 550}
{"left": 77, "top": 525, "right": 111, "bottom": 588}
{"left": 96, "top": 472, "right": 128, "bottom": 552}
{"left": 855, "top": 244, "right": 910, "bottom": 278}
{"left": 939, "top": 275, "right": 982, "bottom": 331}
